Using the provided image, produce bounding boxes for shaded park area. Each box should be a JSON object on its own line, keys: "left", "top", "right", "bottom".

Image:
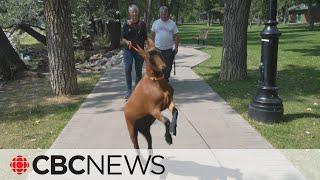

{"left": 0, "top": 72, "right": 102, "bottom": 148}
{"left": 0, "top": 0, "right": 319, "bottom": 151}
{"left": 186, "top": 24, "right": 320, "bottom": 148}
{"left": 1, "top": 23, "right": 319, "bottom": 149}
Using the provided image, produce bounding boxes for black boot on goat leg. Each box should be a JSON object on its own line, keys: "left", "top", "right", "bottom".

{"left": 135, "top": 115, "right": 155, "bottom": 150}
{"left": 165, "top": 120, "right": 172, "bottom": 145}
{"left": 169, "top": 103, "right": 178, "bottom": 136}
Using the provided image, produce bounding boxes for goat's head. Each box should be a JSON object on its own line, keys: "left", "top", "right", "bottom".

{"left": 133, "top": 39, "right": 166, "bottom": 72}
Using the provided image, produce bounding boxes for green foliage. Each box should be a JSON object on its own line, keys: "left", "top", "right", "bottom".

{"left": 300, "top": 0, "right": 320, "bottom": 5}
{"left": 178, "top": 0, "right": 202, "bottom": 22}
{"left": 0, "top": 0, "right": 43, "bottom": 28}
{"left": 278, "top": 0, "right": 290, "bottom": 8}
{"left": 70, "top": 0, "right": 104, "bottom": 39}
{"left": 250, "top": 0, "right": 268, "bottom": 23}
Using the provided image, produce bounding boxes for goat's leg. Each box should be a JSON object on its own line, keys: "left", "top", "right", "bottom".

{"left": 141, "top": 129, "right": 153, "bottom": 155}
{"left": 168, "top": 102, "right": 178, "bottom": 136}
{"left": 140, "top": 127, "right": 152, "bottom": 149}
{"left": 152, "top": 111, "right": 172, "bottom": 145}
{"left": 126, "top": 121, "right": 140, "bottom": 149}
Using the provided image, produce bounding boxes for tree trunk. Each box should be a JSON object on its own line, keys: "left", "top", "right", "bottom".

{"left": 282, "top": 3, "right": 289, "bottom": 24}
{"left": 207, "top": 13, "right": 211, "bottom": 26}
{"left": 176, "top": 1, "right": 180, "bottom": 25}
{"left": 90, "top": 16, "right": 97, "bottom": 36}
{"left": 308, "top": 0, "right": 315, "bottom": 31}
{"left": 220, "top": 0, "right": 251, "bottom": 80}
{"left": 107, "top": 20, "right": 121, "bottom": 50}
{"left": 97, "top": 19, "right": 105, "bottom": 35}
{"left": 105, "top": 0, "right": 120, "bottom": 50}
{"left": 17, "top": 23, "right": 46, "bottom": 45}
{"left": 146, "top": 0, "right": 152, "bottom": 31}
{"left": 219, "top": 15, "right": 223, "bottom": 25}
{"left": 44, "top": 0, "right": 78, "bottom": 95}
{"left": 158, "top": 0, "right": 167, "bottom": 10}
{"left": 0, "top": 26, "right": 27, "bottom": 81}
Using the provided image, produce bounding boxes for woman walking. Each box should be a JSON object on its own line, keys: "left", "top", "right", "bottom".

{"left": 122, "top": 4, "right": 148, "bottom": 100}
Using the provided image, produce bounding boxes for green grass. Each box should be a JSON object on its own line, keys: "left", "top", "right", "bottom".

{"left": 0, "top": 72, "right": 102, "bottom": 149}
{"left": 179, "top": 24, "right": 320, "bottom": 148}
{"left": 0, "top": 31, "right": 104, "bottom": 149}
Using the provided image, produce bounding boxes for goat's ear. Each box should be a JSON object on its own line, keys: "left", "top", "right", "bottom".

{"left": 146, "top": 38, "right": 155, "bottom": 50}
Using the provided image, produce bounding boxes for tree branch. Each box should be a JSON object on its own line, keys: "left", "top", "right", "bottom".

{"left": 30, "top": 25, "right": 46, "bottom": 31}
{"left": 17, "top": 23, "right": 46, "bottom": 45}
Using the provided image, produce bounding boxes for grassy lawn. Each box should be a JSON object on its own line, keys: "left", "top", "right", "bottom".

{"left": 0, "top": 73, "right": 102, "bottom": 149}
{"left": 179, "top": 24, "right": 320, "bottom": 148}
{"left": 0, "top": 33, "right": 102, "bottom": 149}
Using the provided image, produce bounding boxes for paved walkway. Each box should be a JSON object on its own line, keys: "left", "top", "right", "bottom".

{"left": 51, "top": 46, "right": 271, "bottom": 149}
{"left": 48, "top": 46, "right": 306, "bottom": 179}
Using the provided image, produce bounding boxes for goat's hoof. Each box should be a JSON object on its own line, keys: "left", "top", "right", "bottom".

{"left": 170, "top": 125, "right": 177, "bottom": 136}
{"left": 165, "top": 134, "right": 172, "bottom": 145}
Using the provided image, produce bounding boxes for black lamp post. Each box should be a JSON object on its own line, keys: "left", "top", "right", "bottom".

{"left": 248, "top": 0, "right": 284, "bottom": 123}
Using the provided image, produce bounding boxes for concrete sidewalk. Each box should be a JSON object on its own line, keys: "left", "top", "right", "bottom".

{"left": 49, "top": 46, "right": 306, "bottom": 179}
{"left": 51, "top": 46, "right": 272, "bottom": 149}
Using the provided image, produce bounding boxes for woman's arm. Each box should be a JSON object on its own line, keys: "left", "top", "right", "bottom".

{"left": 123, "top": 38, "right": 132, "bottom": 49}
{"left": 122, "top": 23, "right": 132, "bottom": 49}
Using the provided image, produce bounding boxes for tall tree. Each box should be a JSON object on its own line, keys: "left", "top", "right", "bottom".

{"left": 304, "top": 0, "right": 320, "bottom": 31}
{"left": 0, "top": 26, "right": 27, "bottom": 81}
{"left": 146, "top": 0, "right": 152, "bottom": 31}
{"left": 106, "top": 0, "right": 121, "bottom": 49}
{"left": 278, "top": 0, "right": 290, "bottom": 23}
{"left": 0, "top": 0, "right": 46, "bottom": 44}
{"left": 158, "top": 0, "right": 167, "bottom": 10}
{"left": 201, "top": 0, "right": 215, "bottom": 26}
{"left": 249, "top": 0, "right": 268, "bottom": 26}
{"left": 44, "top": 0, "right": 78, "bottom": 95}
{"left": 220, "top": 0, "right": 251, "bottom": 80}
{"left": 295, "top": 0, "right": 320, "bottom": 31}
{"left": 307, "top": 0, "right": 314, "bottom": 30}
{"left": 177, "top": 0, "right": 200, "bottom": 23}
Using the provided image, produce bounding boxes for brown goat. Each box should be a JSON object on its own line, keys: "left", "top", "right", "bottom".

{"left": 124, "top": 40, "right": 178, "bottom": 150}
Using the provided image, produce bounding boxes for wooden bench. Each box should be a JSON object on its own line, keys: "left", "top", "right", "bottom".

{"left": 192, "top": 29, "right": 209, "bottom": 45}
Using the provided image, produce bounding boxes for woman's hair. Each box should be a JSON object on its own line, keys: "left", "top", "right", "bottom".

{"left": 159, "top": 6, "right": 169, "bottom": 14}
{"left": 128, "top": 4, "right": 139, "bottom": 13}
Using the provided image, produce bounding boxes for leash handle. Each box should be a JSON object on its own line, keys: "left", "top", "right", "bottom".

{"left": 131, "top": 44, "right": 139, "bottom": 52}
{"left": 174, "top": 60, "right": 176, "bottom": 75}
{"left": 173, "top": 49, "right": 176, "bottom": 76}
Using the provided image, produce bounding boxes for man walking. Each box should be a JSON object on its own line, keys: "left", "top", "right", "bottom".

{"left": 151, "top": 6, "right": 179, "bottom": 82}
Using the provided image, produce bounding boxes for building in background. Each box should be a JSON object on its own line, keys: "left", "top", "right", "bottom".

{"left": 289, "top": 0, "right": 320, "bottom": 23}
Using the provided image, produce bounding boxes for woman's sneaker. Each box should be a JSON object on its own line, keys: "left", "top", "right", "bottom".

{"left": 124, "top": 92, "right": 131, "bottom": 101}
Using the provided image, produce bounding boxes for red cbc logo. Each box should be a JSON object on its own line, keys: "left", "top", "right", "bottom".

{"left": 10, "top": 155, "right": 30, "bottom": 175}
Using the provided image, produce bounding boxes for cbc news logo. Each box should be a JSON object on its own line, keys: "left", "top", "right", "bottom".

{"left": 9, "top": 154, "right": 165, "bottom": 176}
{"left": 10, "top": 155, "right": 30, "bottom": 175}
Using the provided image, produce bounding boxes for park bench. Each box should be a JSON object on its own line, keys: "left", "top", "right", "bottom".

{"left": 192, "top": 29, "right": 209, "bottom": 45}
